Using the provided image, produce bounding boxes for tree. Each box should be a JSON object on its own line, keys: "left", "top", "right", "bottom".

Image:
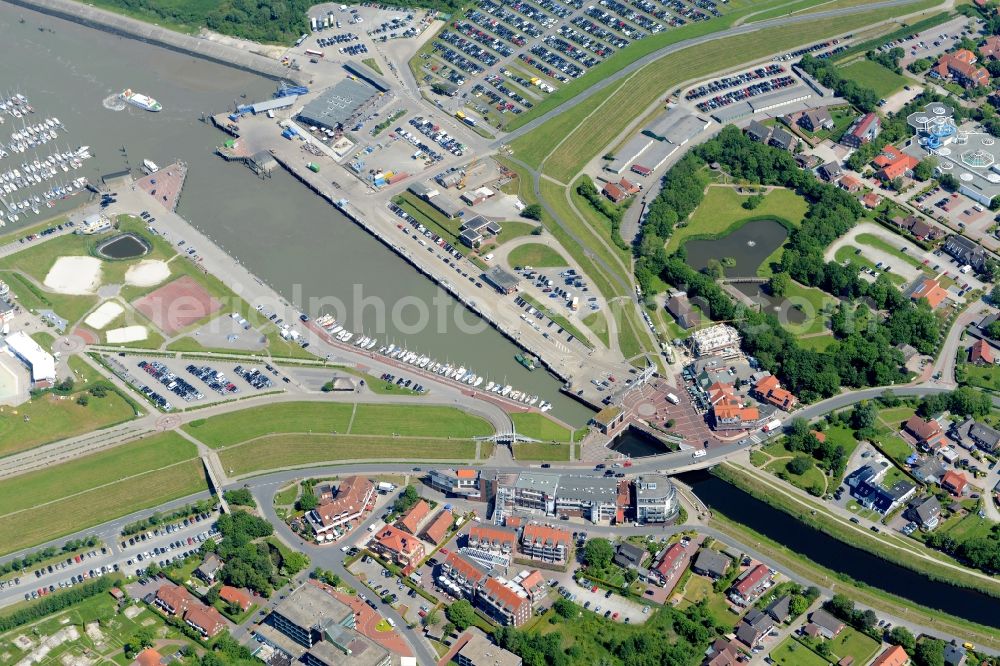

{"left": 888, "top": 626, "right": 916, "bottom": 652}
{"left": 423, "top": 608, "right": 440, "bottom": 627}
{"left": 521, "top": 204, "right": 543, "bottom": 221}
{"left": 788, "top": 594, "right": 809, "bottom": 618}
{"left": 583, "top": 538, "right": 614, "bottom": 570}
{"left": 850, "top": 400, "right": 879, "bottom": 431}
{"left": 786, "top": 455, "right": 813, "bottom": 476}
{"left": 768, "top": 272, "right": 790, "bottom": 297}
{"left": 393, "top": 485, "right": 420, "bottom": 514}
{"left": 297, "top": 491, "right": 318, "bottom": 512}
{"left": 223, "top": 488, "right": 255, "bottom": 507}
{"left": 552, "top": 597, "right": 576, "bottom": 619}
{"left": 912, "top": 158, "right": 936, "bottom": 181}
{"left": 445, "top": 600, "right": 476, "bottom": 631}
{"left": 76, "top": 394, "right": 90, "bottom": 407}
{"left": 990, "top": 283, "right": 1000, "bottom": 307}
{"left": 914, "top": 639, "right": 945, "bottom": 666}
{"left": 624, "top": 568, "right": 639, "bottom": 584}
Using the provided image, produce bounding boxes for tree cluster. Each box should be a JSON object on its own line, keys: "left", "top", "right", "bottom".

{"left": 0, "top": 536, "right": 99, "bottom": 577}
{"left": 576, "top": 177, "right": 630, "bottom": 251}
{"left": 823, "top": 594, "right": 878, "bottom": 635}
{"left": 916, "top": 387, "right": 992, "bottom": 419}
{"left": 924, "top": 521, "right": 1000, "bottom": 574}
{"left": 393, "top": 485, "right": 421, "bottom": 514}
{"left": 222, "top": 488, "right": 255, "bottom": 508}
{"left": 211, "top": 511, "right": 278, "bottom": 596}
{"left": 867, "top": 47, "right": 905, "bottom": 74}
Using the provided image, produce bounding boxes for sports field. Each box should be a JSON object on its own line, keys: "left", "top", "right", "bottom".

{"left": 0, "top": 433, "right": 205, "bottom": 555}
{"left": 217, "top": 434, "right": 479, "bottom": 476}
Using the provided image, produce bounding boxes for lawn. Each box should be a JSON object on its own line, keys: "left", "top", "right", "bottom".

{"left": 510, "top": 411, "right": 577, "bottom": 441}
{"left": 0, "top": 452, "right": 206, "bottom": 554}
{"left": 878, "top": 405, "right": 917, "bottom": 427}
{"left": 512, "top": 441, "right": 571, "bottom": 461}
{"left": 770, "top": 637, "right": 830, "bottom": 666}
{"left": 779, "top": 280, "right": 837, "bottom": 337}
{"left": 217, "top": 434, "right": 479, "bottom": 476}
{"left": 0, "top": 269, "right": 99, "bottom": 327}
{"left": 0, "top": 389, "right": 137, "bottom": 458}
{"left": 507, "top": 243, "right": 568, "bottom": 268}
{"left": 833, "top": 246, "right": 906, "bottom": 286}
{"left": 676, "top": 573, "right": 740, "bottom": 627}
{"left": 184, "top": 402, "right": 356, "bottom": 448}
{"left": 665, "top": 186, "right": 807, "bottom": 253}
{"left": 396, "top": 193, "right": 469, "bottom": 256}
{"left": 582, "top": 311, "right": 610, "bottom": 348}
{"left": 766, "top": 457, "right": 828, "bottom": 495}
{"left": 873, "top": 431, "right": 914, "bottom": 464}
{"left": 273, "top": 483, "right": 300, "bottom": 507}
{"left": 826, "top": 626, "right": 881, "bottom": 665}
{"left": 808, "top": 105, "right": 859, "bottom": 142}
{"left": 349, "top": 404, "right": 493, "bottom": 438}
{"left": 837, "top": 59, "right": 909, "bottom": 99}
{"left": 957, "top": 362, "right": 1000, "bottom": 391}
{"left": 611, "top": 300, "right": 651, "bottom": 362}
{"left": 944, "top": 509, "right": 995, "bottom": 542}
{"left": 799, "top": 334, "right": 837, "bottom": 352}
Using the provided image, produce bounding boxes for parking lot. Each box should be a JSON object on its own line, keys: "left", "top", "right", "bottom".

{"left": 550, "top": 566, "right": 650, "bottom": 624}
{"left": 416, "top": 0, "right": 729, "bottom": 124}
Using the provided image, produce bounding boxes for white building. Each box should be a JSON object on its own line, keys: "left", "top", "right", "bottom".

{"left": 690, "top": 324, "right": 741, "bottom": 357}
{"left": 78, "top": 213, "right": 112, "bottom": 235}
{"left": 5, "top": 331, "right": 56, "bottom": 384}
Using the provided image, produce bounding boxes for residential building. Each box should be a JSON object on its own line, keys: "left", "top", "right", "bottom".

{"left": 495, "top": 471, "right": 560, "bottom": 517}
{"left": 665, "top": 292, "right": 701, "bottom": 329}
{"left": 943, "top": 235, "right": 988, "bottom": 272}
{"left": 195, "top": 553, "right": 223, "bottom": 583}
{"left": 519, "top": 523, "right": 571, "bottom": 564}
{"left": 602, "top": 181, "right": 629, "bottom": 204}
{"left": 440, "top": 551, "right": 491, "bottom": 599}
{"left": 133, "top": 648, "right": 165, "bottom": 666}
{"left": 854, "top": 475, "right": 916, "bottom": 515}
{"left": 426, "top": 468, "right": 483, "bottom": 500}
{"left": 552, "top": 475, "right": 620, "bottom": 523}
{"left": 728, "top": 564, "right": 772, "bottom": 606}
{"left": 981, "top": 34, "right": 1000, "bottom": 59}
{"left": 863, "top": 192, "right": 883, "bottom": 209}
{"left": 818, "top": 161, "right": 842, "bottom": 181}
{"left": 422, "top": 509, "right": 453, "bottom": 545}
{"left": 969, "top": 339, "right": 994, "bottom": 365}
{"left": 652, "top": 543, "right": 686, "bottom": 583}
{"left": 871, "top": 645, "right": 910, "bottom": 666}
{"left": 839, "top": 174, "right": 862, "bottom": 192}
{"left": 634, "top": 474, "right": 679, "bottom": 523}
{"left": 308, "top": 476, "right": 375, "bottom": 536}
{"left": 397, "top": 499, "right": 430, "bottom": 535}
{"left": 842, "top": 112, "right": 880, "bottom": 148}
{"left": 219, "top": 586, "right": 253, "bottom": 612}
{"left": 267, "top": 584, "right": 356, "bottom": 648}
{"left": 908, "top": 278, "right": 949, "bottom": 309}
{"left": 454, "top": 628, "right": 523, "bottom": 666}
{"left": 154, "top": 583, "right": 195, "bottom": 616}
{"left": 874, "top": 145, "right": 919, "bottom": 181}
{"left": 745, "top": 120, "right": 772, "bottom": 144}
{"left": 912, "top": 459, "right": 946, "bottom": 485}
{"left": 798, "top": 107, "right": 833, "bottom": 132}
{"left": 184, "top": 605, "right": 226, "bottom": 639}
{"left": 476, "top": 576, "right": 532, "bottom": 627}
{"left": 943, "top": 642, "right": 967, "bottom": 666}
{"left": 805, "top": 609, "right": 844, "bottom": 639}
{"left": 735, "top": 608, "right": 774, "bottom": 647}
{"left": 702, "top": 638, "right": 743, "bottom": 666}
{"left": 766, "top": 594, "right": 792, "bottom": 624}
{"left": 905, "top": 415, "right": 948, "bottom": 450}
{"left": 768, "top": 127, "right": 797, "bottom": 152}
{"left": 371, "top": 524, "right": 425, "bottom": 571}
{"left": 968, "top": 421, "right": 1000, "bottom": 452}
{"left": 933, "top": 49, "right": 990, "bottom": 88}
{"left": 941, "top": 470, "right": 969, "bottom": 496}
{"left": 614, "top": 542, "right": 646, "bottom": 569}
{"left": 906, "top": 495, "right": 942, "bottom": 530}
{"left": 469, "top": 524, "right": 518, "bottom": 554}
{"left": 712, "top": 401, "right": 765, "bottom": 432}
{"left": 692, "top": 549, "right": 730, "bottom": 579}
{"left": 752, "top": 374, "right": 797, "bottom": 411}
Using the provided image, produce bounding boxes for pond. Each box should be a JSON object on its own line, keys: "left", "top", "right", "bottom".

{"left": 609, "top": 427, "right": 671, "bottom": 457}
{"left": 683, "top": 218, "right": 788, "bottom": 278}
{"left": 96, "top": 233, "right": 151, "bottom": 260}
{"left": 680, "top": 471, "right": 1000, "bottom": 629}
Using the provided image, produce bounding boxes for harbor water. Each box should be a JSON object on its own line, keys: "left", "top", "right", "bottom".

{"left": 0, "top": 4, "right": 593, "bottom": 422}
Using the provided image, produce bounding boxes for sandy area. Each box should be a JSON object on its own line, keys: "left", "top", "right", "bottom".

{"left": 84, "top": 302, "right": 124, "bottom": 330}
{"left": 124, "top": 260, "right": 170, "bottom": 287}
{"left": 106, "top": 326, "right": 147, "bottom": 344}
{"left": 43, "top": 257, "right": 102, "bottom": 295}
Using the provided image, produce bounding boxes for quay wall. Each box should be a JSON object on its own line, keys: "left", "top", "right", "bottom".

{"left": 268, "top": 152, "right": 601, "bottom": 410}
{"left": 6, "top": 0, "right": 307, "bottom": 84}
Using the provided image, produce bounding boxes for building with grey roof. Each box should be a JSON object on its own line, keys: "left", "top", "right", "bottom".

{"left": 631, "top": 140, "right": 678, "bottom": 173}
{"left": 408, "top": 181, "right": 439, "bottom": 199}
{"left": 343, "top": 62, "right": 391, "bottom": 93}
{"left": 750, "top": 87, "right": 812, "bottom": 113}
{"left": 455, "top": 628, "right": 522, "bottom": 666}
{"left": 553, "top": 475, "right": 620, "bottom": 523}
{"left": 251, "top": 95, "right": 298, "bottom": 114}
{"left": 634, "top": 474, "right": 679, "bottom": 524}
{"left": 605, "top": 135, "right": 656, "bottom": 175}
{"left": 692, "top": 549, "right": 730, "bottom": 578}
{"left": 642, "top": 110, "right": 709, "bottom": 145}
{"left": 268, "top": 584, "right": 355, "bottom": 648}
{"left": 482, "top": 266, "right": 520, "bottom": 295}
{"left": 297, "top": 78, "right": 381, "bottom": 131}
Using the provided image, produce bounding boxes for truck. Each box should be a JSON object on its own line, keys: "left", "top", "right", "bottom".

{"left": 570, "top": 296, "right": 579, "bottom": 311}
{"left": 454, "top": 110, "right": 466, "bottom": 120}
{"left": 377, "top": 481, "right": 396, "bottom": 493}
{"left": 462, "top": 116, "right": 477, "bottom": 127}
{"left": 763, "top": 419, "right": 782, "bottom": 433}
{"left": 666, "top": 393, "right": 680, "bottom": 405}
{"left": 307, "top": 162, "right": 320, "bottom": 173}
{"left": 304, "top": 49, "right": 325, "bottom": 58}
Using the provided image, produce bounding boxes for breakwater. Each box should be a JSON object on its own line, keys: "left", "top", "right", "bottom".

{"left": 6, "top": 0, "right": 307, "bottom": 84}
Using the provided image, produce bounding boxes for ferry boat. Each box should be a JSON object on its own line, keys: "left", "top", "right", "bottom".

{"left": 515, "top": 353, "right": 537, "bottom": 371}
{"left": 120, "top": 89, "right": 162, "bottom": 112}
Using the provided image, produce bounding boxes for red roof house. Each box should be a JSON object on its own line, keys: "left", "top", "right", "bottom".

{"left": 904, "top": 415, "right": 947, "bottom": 450}
{"left": 219, "top": 586, "right": 253, "bottom": 612}
{"left": 397, "top": 499, "right": 430, "bottom": 534}
{"left": 970, "top": 339, "right": 994, "bottom": 365}
{"left": 871, "top": 645, "right": 910, "bottom": 666}
{"left": 941, "top": 470, "right": 969, "bottom": 496}
{"left": 910, "top": 278, "right": 948, "bottom": 309}
{"left": 184, "top": 605, "right": 226, "bottom": 639}
{"left": 728, "top": 564, "right": 771, "bottom": 605}
{"left": 422, "top": 509, "right": 453, "bottom": 545}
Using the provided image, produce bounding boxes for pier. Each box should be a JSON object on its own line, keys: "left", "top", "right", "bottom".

{"left": 135, "top": 161, "right": 187, "bottom": 211}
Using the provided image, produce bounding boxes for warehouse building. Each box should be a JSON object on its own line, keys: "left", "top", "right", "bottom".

{"left": 297, "top": 77, "right": 382, "bottom": 132}
{"left": 5, "top": 331, "right": 55, "bottom": 385}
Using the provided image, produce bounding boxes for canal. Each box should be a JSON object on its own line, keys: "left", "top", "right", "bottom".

{"left": 681, "top": 471, "right": 1000, "bottom": 629}
{"left": 0, "top": 5, "right": 593, "bottom": 422}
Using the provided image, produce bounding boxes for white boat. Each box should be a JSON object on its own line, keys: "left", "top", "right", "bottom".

{"left": 485, "top": 381, "right": 495, "bottom": 391}
{"left": 501, "top": 385, "right": 512, "bottom": 396}
{"left": 473, "top": 377, "right": 484, "bottom": 387}
{"left": 120, "top": 89, "right": 163, "bottom": 112}
{"left": 142, "top": 159, "right": 159, "bottom": 174}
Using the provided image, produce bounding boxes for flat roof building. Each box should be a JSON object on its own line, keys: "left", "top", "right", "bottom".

{"left": 483, "top": 266, "right": 520, "bottom": 295}
{"left": 251, "top": 96, "right": 298, "bottom": 114}
{"left": 297, "top": 78, "right": 381, "bottom": 131}
{"left": 5, "top": 331, "right": 56, "bottom": 384}
{"left": 454, "top": 628, "right": 522, "bottom": 666}
{"left": 634, "top": 474, "right": 679, "bottom": 524}
{"left": 642, "top": 110, "right": 709, "bottom": 145}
